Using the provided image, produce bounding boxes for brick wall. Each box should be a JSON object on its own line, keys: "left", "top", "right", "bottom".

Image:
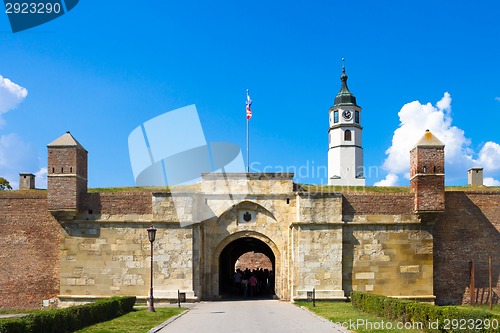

{"left": 232, "top": 252, "right": 273, "bottom": 271}
{"left": 48, "top": 176, "right": 79, "bottom": 211}
{"left": 343, "top": 193, "right": 414, "bottom": 215}
{"left": 410, "top": 147, "right": 445, "bottom": 180}
{"left": 83, "top": 192, "right": 152, "bottom": 215}
{"left": 412, "top": 175, "right": 445, "bottom": 212}
{"left": 434, "top": 191, "right": 500, "bottom": 305}
{"left": 410, "top": 146, "right": 445, "bottom": 212}
{"left": 0, "top": 191, "right": 60, "bottom": 310}
{"left": 47, "top": 146, "right": 87, "bottom": 212}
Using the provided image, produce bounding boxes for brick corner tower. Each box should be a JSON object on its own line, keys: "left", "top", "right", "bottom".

{"left": 410, "top": 130, "right": 445, "bottom": 213}
{"left": 47, "top": 131, "right": 88, "bottom": 219}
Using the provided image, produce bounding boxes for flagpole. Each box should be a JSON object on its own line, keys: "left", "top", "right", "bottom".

{"left": 246, "top": 117, "right": 249, "bottom": 173}
{"left": 245, "top": 88, "right": 252, "bottom": 173}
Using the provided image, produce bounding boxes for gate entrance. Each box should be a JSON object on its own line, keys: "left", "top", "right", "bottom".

{"left": 219, "top": 237, "right": 275, "bottom": 298}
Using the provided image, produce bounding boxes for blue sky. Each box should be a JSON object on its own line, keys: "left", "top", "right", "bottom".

{"left": 0, "top": 1, "right": 499, "bottom": 188}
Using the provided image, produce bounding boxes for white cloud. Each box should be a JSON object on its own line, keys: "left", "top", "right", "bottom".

{"left": 374, "top": 173, "right": 399, "bottom": 186}
{"left": 378, "top": 92, "right": 500, "bottom": 185}
{"left": 0, "top": 75, "right": 28, "bottom": 127}
{"left": 35, "top": 167, "right": 48, "bottom": 189}
{"left": 477, "top": 142, "right": 500, "bottom": 171}
{"left": 0, "top": 75, "right": 46, "bottom": 189}
{"left": 484, "top": 177, "right": 500, "bottom": 186}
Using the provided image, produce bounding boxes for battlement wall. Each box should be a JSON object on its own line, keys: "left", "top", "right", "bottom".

{"left": 83, "top": 192, "right": 153, "bottom": 215}
{"left": 0, "top": 192, "right": 60, "bottom": 310}
{"left": 434, "top": 191, "right": 500, "bottom": 305}
{"left": 342, "top": 193, "right": 414, "bottom": 215}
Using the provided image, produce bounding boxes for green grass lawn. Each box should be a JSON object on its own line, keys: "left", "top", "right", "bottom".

{"left": 297, "top": 184, "right": 412, "bottom": 193}
{"left": 73, "top": 306, "right": 185, "bottom": 333}
{"left": 0, "top": 309, "right": 41, "bottom": 315}
{"left": 297, "top": 301, "right": 425, "bottom": 333}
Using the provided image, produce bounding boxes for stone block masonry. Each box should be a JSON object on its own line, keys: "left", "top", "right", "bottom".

{"left": 59, "top": 221, "right": 194, "bottom": 301}
{"left": 343, "top": 224, "right": 434, "bottom": 300}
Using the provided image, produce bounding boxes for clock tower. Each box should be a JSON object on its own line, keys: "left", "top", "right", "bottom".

{"left": 327, "top": 62, "right": 365, "bottom": 186}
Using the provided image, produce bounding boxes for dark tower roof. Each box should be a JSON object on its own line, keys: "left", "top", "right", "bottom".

{"left": 334, "top": 64, "right": 359, "bottom": 107}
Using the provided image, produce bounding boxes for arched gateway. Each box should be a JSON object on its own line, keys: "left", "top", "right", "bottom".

{"left": 214, "top": 232, "right": 280, "bottom": 298}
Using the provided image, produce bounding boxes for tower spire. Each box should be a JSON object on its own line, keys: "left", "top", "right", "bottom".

{"left": 334, "top": 58, "right": 357, "bottom": 107}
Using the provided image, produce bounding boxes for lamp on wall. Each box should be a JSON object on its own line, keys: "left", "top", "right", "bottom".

{"left": 147, "top": 225, "right": 157, "bottom": 312}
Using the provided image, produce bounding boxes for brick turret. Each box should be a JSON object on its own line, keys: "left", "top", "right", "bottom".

{"left": 410, "top": 130, "right": 445, "bottom": 213}
{"left": 47, "top": 132, "right": 88, "bottom": 219}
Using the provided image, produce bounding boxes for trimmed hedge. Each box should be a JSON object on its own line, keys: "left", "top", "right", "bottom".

{"left": 351, "top": 291, "right": 500, "bottom": 333}
{"left": 0, "top": 296, "right": 136, "bottom": 333}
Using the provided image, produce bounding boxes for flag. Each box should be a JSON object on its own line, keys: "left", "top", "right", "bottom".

{"left": 246, "top": 89, "right": 252, "bottom": 120}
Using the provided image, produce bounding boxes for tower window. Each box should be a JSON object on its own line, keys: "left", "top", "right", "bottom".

{"left": 344, "top": 130, "right": 352, "bottom": 141}
{"left": 61, "top": 167, "right": 64, "bottom": 173}
{"left": 334, "top": 111, "right": 339, "bottom": 123}
{"left": 52, "top": 167, "right": 54, "bottom": 173}
{"left": 70, "top": 167, "right": 73, "bottom": 173}
{"left": 355, "top": 111, "right": 360, "bottom": 124}
{"left": 423, "top": 166, "right": 427, "bottom": 173}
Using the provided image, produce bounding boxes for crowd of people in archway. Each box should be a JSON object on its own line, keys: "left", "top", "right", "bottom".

{"left": 232, "top": 268, "right": 274, "bottom": 298}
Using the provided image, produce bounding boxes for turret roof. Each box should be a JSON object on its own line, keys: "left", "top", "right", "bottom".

{"left": 47, "top": 131, "right": 86, "bottom": 150}
{"left": 414, "top": 130, "right": 445, "bottom": 148}
{"left": 334, "top": 61, "right": 358, "bottom": 107}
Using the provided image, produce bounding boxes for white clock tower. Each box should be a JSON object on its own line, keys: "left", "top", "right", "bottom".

{"left": 327, "top": 63, "right": 365, "bottom": 186}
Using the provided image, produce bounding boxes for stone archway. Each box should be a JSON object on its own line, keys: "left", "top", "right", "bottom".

{"left": 212, "top": 231, "right": 282, "bottom": 299}
{"left": 219, "top": 237, "right": 275, "bottom": 298}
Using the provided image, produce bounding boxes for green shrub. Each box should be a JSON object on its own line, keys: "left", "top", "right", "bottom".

{"left": 0, "top": 296, "right": 136, "bottom": 333}
{"left": 351, "top": 291, "right": 500, "bottom": 333}
{"left": 0, "top": 317, "right": 30, "bottom": 333}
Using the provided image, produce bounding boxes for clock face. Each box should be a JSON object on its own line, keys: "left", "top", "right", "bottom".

{"left": 342, "top": 109, "right": 352, "bottom": 120}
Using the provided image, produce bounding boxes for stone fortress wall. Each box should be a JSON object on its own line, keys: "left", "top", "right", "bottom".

{"left": 0, "top": 132, "right": 499, "bottom": 309}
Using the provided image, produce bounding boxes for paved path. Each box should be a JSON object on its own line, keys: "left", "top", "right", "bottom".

{"left": 153, "top": 300, "right": 348, "bottom": 333}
